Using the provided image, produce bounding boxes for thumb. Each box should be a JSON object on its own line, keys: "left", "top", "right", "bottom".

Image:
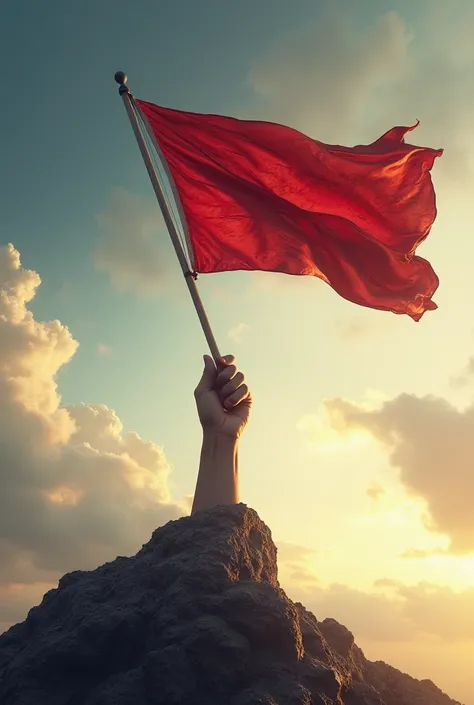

{"left": 194, "top": 355, "right": 217, "bottom": 396}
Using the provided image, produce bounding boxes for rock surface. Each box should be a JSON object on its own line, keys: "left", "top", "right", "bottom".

{"left": 0, "top": 504, "right": 464, "bottom": 705}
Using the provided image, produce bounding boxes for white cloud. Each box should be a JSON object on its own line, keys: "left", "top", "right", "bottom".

{"left": 0, "top": 244, "right": 183, "bottom": 633}
{"left": 228, "top": 322, "right": 250, "bottom": 344}
{"left": 93, "top": 188, "right": 177, "bottom": 298}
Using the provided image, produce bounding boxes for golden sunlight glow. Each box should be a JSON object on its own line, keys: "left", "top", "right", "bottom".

{"left": 349, "top": 498, "right": 427, "bottom": 529}
{"left": 296, "top": 389, "right": 389, "bottom": 452}
{"left": 296, "top": 413, "right": 371, "bottom": 453}
{"left": 460, "top": 554, "right": 474, "bottom": 581}
{"left": 45, "top": 486, "right": 83, "bottom": 506}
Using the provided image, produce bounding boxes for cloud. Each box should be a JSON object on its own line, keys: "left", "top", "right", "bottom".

{"left": 277, "top": 541, "right": 474, "bottom": 703}
{"left": 450, "top": 355, "right": 474, "bottom": 388}
{"left": 228, "top": 322, "right": 250, "bottom": 344}
{"left": 277, "top": 541, "right": 317, "bottom": 564}
{"left": 308, "top": 392, "right": 474, "bottom": 554}
{"left": 304, "top": 580, "right": 474, "bottom": 644}
{"left": 97, "top": 342, "right": 112, "bottom": 357}
{"left": 333, "top": 319, "right": 375, "bottom": 343}
{"left": 247, "top": 2, "right": 474, "bottom": 196}
{"left": 303, "top": 584, "right": 414, "bottom": 643}
{"left": 401, "top": 547, "right": 449, "bottom": 559}
{"left": 332, "top": 312, "right": 394, "bottom": 343}
{"left": 277, "top": 541, "right": 474, "bottom": 644}
{"left": 0, "top": 244, "right": 183, "bottom": 633}
{"left": 93, "top": 188, "right": 178, "bottom": 298}
{"left": 276, "top": 541, "right": 320, "bottom": 590}
{"left": 296, "top": 389, "right": 386, "bottom": 453}
{"left": 366, "top": 481, "right": 385, "bottom": 501}
{"left": 247, "top": 9, "right": 410, "bottom": 142}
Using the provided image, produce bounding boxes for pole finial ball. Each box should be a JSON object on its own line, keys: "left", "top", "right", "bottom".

{"left": 114, "top": 71, "right": 128, "bottom": 85}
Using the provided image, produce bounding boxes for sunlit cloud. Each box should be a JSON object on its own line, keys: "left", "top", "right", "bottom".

{"left": 228, "top": 322, "right": 250, "bottom": 344}
{"left": 297, "top": 390, "right": 387, "bottom": 453}
{"left": 297, "top": 412, "right": 370, "bottom": 453}
{"left": 0, "top": 244, "right": 183, "bottom": 634}
{"left": 276, "top": 541, "right": 320, "bottom": 592}
{"left": 45, "top": 486, "right": 83, "bottom": 506}
{"left": 279, "top": 542, "right": 474, "bottom": 647}
{"left": 277, "top": 537, "right": 474, "bottom": 703}
{"left": 303, "top": 389, "right": 474, "bottom": 555}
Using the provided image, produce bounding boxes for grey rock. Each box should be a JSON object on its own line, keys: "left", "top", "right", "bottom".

{"left": 0, "top": 504, "right": 464, "bottom": 705}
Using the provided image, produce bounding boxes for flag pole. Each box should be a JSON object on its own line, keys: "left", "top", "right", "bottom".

{"left": 114, "top": 71, "right": 221, "bottom": 361}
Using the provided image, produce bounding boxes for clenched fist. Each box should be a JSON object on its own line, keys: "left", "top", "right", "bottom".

{"left": 194, "top": 355, "right": 252, "bottom": 440}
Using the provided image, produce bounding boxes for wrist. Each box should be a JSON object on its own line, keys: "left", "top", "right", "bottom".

{"left": 202, "top": 429, "right": 239, "bottom": 448}
{"left": 192, "top": 428, "right": 239, "bottom": 514}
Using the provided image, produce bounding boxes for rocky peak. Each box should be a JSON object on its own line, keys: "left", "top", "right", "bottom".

{"left": 0, "top": 504, "right": 464, "bottom": 705}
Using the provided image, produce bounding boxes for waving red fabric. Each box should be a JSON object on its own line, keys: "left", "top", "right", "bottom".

{"left": 137, "top": 99, "right": 442, "bottom": 320}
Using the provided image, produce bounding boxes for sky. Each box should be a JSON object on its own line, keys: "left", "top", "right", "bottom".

{"left": 1, "top": 0, "right": 473, "bottom": 702}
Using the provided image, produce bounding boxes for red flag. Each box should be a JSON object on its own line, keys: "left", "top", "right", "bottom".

{"left": 137, "top": 99, "right": 442, "bottom": 320}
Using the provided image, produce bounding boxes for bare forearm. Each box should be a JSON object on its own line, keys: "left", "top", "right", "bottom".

{"left": 191, "top": 432, "right": 239, "bottom": 514}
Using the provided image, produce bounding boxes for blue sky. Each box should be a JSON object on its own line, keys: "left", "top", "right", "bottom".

{"left": 2, "top": 0, "right": 470, "bottom": 517}
{"left": 2, "top": 3, "right": 474, "bottom": 701}
{"left": 0, "top": 0, "right": 426, "bottom": 487}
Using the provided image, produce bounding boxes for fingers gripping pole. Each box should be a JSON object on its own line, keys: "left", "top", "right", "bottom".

{"left": 114, "top": 71, "right": 221, "bottom": 361}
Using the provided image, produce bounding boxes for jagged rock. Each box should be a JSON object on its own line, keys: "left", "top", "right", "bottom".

{"left": 362, "top": 660, "right": 464, "bottom": 705}
{"left": 0, "top": 504, "right": 464, "bottom": 705}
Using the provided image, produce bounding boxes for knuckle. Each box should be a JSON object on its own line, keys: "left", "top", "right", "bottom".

{"left": 218, "top": 364, "right": 234, "bottom": 378}
{"left": 230, "top": 384, "right": 248, "bottom": 403}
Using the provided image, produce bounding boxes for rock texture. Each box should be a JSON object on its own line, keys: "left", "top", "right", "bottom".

{"left": 0, "top": 504, "right": 464, "bottom": 705}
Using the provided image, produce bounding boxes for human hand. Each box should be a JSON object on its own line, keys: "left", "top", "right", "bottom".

{"left": 194, "top": 355, "right": 252, "bottom": 440}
